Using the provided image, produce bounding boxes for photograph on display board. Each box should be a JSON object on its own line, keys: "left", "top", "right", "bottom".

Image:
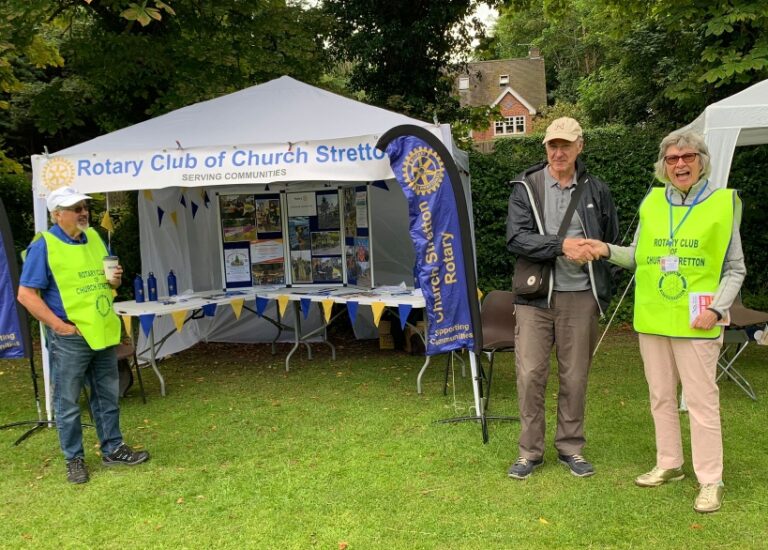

{"left": 345, "top": 245, "right": 358, "bottom": 282}
{"left": 288, "top": 216, "right": 310, "bottom": 251}
{"left": 250, "top": 239, "right": 285, "bottom": 285}
{"left": 220, "top": 194, "right": 256, "bottom": 219}
{"left": 252, "top": 261, "right": 285, "bottom": 285}
{"left": 355, "top": 236, "right": 371, "bottom": 286}
{"left": 224, "top": 245, "right": 252, "bottom": 285}
{"left": 291, "top": 251, "right": 313, "bottom": 283}
{"left": 355, "top": 191, "right": 369, "bottom": 228}
{"left": 222, "top": 218, "right": 257, "bottom": 242}
{"left": 312, "top": 256, "right": 342, "bottom": 283}
{"left": 343, "top": 187, "right": 357, "bottom": 238}
{"left": 255, "top": 198, "right": 282, "bottom": 234}
{"left": 311, "top": 231, "right": 341, "bottom": 256}
{"left": 316, "top": 193, "right": 339, "bottom": 229}
{"left": 287, "top": 191, "right": 317, "bottom": 217}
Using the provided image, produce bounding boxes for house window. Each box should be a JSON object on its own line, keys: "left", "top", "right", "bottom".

{"left": 458, "top": 77, "right": 469, "bottom": 90}
{"left": 494, "top": 116, "right": 526, "bottom": 136}
{"left": 499, "top": 74, "right": 509, "bottom": 86}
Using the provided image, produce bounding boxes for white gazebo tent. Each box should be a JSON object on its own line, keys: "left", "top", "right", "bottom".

{"left": 682, "top": 78, "right": 768, "bottom": 187}
{"left": 30, "top": 76, "right": 472, "bottom": 418}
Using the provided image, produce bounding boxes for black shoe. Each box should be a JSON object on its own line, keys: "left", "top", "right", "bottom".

{"left": 66, "top": 457, "right": 89, "bottom": 484}
{"left": 508, "top": 456, "right": 544, "bottom": 480}
{"left": 102, "top": 443, "right": 150, "bottom": 467}
{"left": 558, "top": 454, "right": 595, "bottom": 477}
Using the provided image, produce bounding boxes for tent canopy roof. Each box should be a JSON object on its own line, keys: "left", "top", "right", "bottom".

{"left": 56, "top": 76, "right": 430, "bottom": 155}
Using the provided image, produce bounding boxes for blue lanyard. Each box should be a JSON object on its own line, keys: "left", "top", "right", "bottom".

{"left": 667, "top": 180, "right": 708, "bottom": 248}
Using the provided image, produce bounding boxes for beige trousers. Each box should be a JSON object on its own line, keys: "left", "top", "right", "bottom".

{"left": 514, "top": 291, "right": 599, "bottom": 459}
{"left": 638, "top": 333, "right": 724, "bottom": 484}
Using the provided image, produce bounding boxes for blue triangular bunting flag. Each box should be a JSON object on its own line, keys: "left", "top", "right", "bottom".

{"left": 346, "top": 301, "right": 359, "bottom": 325}
{"left": 202, "top": 303, "right": 217, "bottom": 317}
{"left": 191, "top": 201, "right": 199, "bottom": 218}
{"left": 372, "top": 180, "right": 389, "bottom": 191}
{"left": 157, "top": 206, "right": 165, "bottom": 226}
{"left": 397, "top": 304, "right": 412, "bottom": 331}
{"left": 180, "top": 194, "right": 187, "bottom": 208}
{"left": 203, "top": 191, "right": 210, "bottom": 207}
{"left": 139, "top": 314, "right": 156, "bottom": 337}
{"left": 300, "top": 297, "right": 311, "bottom": 319}
{"left": 255, "top": 296, "right": 269, "bottom": 317}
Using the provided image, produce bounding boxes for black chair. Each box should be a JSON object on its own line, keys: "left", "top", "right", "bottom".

{"left": 717, "top": 295, "right": 768, "bottom": 400}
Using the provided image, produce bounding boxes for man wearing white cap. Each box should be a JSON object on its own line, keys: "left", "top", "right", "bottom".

{"left": 506, "top": 118, "right": 619, "bottom": 480}
{"left": 18, "top": 186, "right": 149, "bottom": 484}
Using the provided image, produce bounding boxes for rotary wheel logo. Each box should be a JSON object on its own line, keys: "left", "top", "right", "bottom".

{"left": 42, "top": 157, "right": 76, "bottom": 190}
{"left": 658, "top": 272, "right": 687, "bottom": 301}
{"left": 96, "top": 295, "right": 111, "bottom": 317}
{"left": 402, "top": 146, "right": 444, "bottom": 196}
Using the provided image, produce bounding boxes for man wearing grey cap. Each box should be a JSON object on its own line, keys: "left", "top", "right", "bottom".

{"left": 18, "top": 186, "right": 149, "bottom": 484}
{"left": 506, "top": 118, "right": 619, "bottom": 479}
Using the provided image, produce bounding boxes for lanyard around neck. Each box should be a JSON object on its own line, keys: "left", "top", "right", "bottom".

{"left": 667, "top": 180, "right": 708, "bottom": 247}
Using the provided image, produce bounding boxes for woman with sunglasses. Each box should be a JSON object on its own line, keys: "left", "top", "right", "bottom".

{"left": 586, "top": 130, "right": 745, "bottom": 513}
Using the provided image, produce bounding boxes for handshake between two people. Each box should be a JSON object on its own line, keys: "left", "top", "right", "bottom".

{"left": 562, "top": 238, "right": 610, "bottom": 265}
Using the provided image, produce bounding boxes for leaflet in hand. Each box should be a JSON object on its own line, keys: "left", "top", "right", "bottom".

{"left": 689, "top": 292, "right": 729, "bottom": 326}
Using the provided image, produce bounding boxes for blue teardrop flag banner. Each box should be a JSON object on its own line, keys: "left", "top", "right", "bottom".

{"left": 377, "top": 126, "right": 482, "bottom": 355}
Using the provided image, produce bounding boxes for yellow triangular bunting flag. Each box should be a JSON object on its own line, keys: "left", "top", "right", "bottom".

{"left": 121, "top": 315, "right": 132, "bottom": 335}
{"left": 277, "top": 295, "right": 289, "bottom": 317}
{"left": 170, "top": 211, "right": 178, "bottom": 226}
{"left": 171, "top": 310, "right": 187, "bottom": 333}
{"left": 477, "top": 288, "right": 484, "bottom": 302}
{"left": 371, "top": 301, "right": 386, "bottom": 327}
{"left": 230, "top": 298, "right": 245, "bottom": 320}
{"left": 143, "top": 189, "right": 153, "bottom": 201}
{"left": 100, "top": 211, "right": 114, "bottom": 232}
{"left": 321, "top": 299, "right": 334, "bottom": 323}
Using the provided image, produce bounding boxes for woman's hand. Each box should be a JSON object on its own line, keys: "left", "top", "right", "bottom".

{"left": 691, "top": 309, "right": 719, "bottom": 331}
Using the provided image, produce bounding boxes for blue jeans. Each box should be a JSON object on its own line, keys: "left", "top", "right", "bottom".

{"left": 46, "top": 329, "right": 123, "bottom": 460}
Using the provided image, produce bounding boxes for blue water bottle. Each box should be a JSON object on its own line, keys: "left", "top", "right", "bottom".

{"left": 167, "top": 270, "right": 177, "bottom": 297}
{"left": 133, "top": 274, "right": 145, "bottom": 303}
{"left": 147, "top": 272, "right": 158, "bottom": 301}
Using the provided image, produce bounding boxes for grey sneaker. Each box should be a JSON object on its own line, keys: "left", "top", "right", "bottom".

{"left": 694, "top": 483, "right": 724, "bottom": 513}
{"left": 635, "top": 466, "right": 685, "bottom": 487}
{"left": 508, "top": 457, "right": 543, "bottom": 480}
{"left": 66, "top": 457, "right": 89, "bottom": 484}
{"left": 558, "top": 454, "right": 595, "bottom": 477}
{"left": 102, "top": 443, "right": 150, "bottom": 466}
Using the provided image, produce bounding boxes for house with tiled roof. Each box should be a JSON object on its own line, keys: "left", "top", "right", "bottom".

{"left": 456, "top": 49, "right": 547, "bottom": 144}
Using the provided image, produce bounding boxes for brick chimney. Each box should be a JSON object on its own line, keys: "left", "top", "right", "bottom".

{"left": 528, "top": 46, "right": 541, "bottom": 59}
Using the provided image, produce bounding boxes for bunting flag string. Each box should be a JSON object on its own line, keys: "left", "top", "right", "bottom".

{"left": 321, "top": 299, "right": 334, "bottom": 323}
{"left": 277, "top": 295, "right": 289, "bottom": 317}
{"left": 157, "top": 206, "right": 165, "bottom": 226}
{"left": 255, "top": 296, "right": 269, "bottom": 317}
{"left": 171, "top": 310, "right": 187, "bottom": 333}
{"left": 300, "top": 297, "right": 311, "bottom": 319}
{"left": 202, "top": 303, "right": 217, "bottom": 317}
{"left": 371, "top": 301, "right": 386, "bottom": 327}
{"left": 191, "top": 201, "right": 199, "bottom": 219}
{"left": 230, "top": 298, "right": 244, "bottom": 320}
{"left": 121, "top": 314, "right": 132, "bottom": 336}
{"left": 346, "top": 301, "right": 359, "bottom": 325}
{"left": 139, "top": 314, "right": 156, "bottom": 337}
{"left": 397, "top": 303, "right": 412, "bottom": 331}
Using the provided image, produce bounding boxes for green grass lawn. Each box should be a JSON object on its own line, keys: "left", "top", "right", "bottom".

{"left": 1, "top": 330, "right": 767, "bottom": 549}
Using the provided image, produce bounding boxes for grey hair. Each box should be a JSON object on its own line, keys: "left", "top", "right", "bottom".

{"left": 49, "top": 208, "right": 62, "bottom": 224}
{"left": 654, "top": 130, "right": 711, "bottom": 184}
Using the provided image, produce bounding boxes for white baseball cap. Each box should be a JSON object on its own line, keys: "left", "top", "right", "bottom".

{"left": 46, "top": 186, "right": 92, "bottom": 212}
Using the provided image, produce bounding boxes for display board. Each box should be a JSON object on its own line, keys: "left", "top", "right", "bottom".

{"left": 217, "top": 185, "right": 371, "bottom": 288}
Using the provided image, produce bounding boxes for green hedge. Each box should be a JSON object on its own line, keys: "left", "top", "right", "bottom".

{"left": 470, "top": 126, "right": 768, "bottom": 318}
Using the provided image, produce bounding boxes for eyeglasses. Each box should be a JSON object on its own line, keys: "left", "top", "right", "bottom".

{"left": 663, "top": 152, "right": 699, "bottom": 166}
{"left": 60, "top": 203, "right": 88, "bottom": 213}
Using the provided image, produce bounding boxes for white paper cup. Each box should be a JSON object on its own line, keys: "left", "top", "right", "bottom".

{"left": 103, "top": 255, "right": 119, "bottom": 282}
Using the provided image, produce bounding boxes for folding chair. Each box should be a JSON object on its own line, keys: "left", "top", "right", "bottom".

{"left": 716, "top": 296, "right": 768, "bottom": 400}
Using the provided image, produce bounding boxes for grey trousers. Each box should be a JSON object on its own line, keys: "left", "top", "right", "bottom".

{"left": 514, "top": 290, "right": 599, "bottom": 459}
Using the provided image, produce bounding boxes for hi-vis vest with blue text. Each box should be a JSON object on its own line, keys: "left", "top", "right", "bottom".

{"left": 634, "top": 187, "right": 735, "bottom": 338}
{"left": 42, "top": 228, "right": 120, "bottom": 350}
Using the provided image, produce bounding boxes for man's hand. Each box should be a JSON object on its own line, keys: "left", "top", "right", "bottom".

{"left": 53, "top": 321, "right": 79, "bottom": 336}
{"left": 692, "top": 309, "right": 719, "bottom": 331}
{"left": 109, "top": 265, "right": 124, "bottom": 288}
{"left": 583, "top": 239, "right": 610, "bottom": 260}
{"left": 562, "top": 238, "right": 599, "bottom": 264}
